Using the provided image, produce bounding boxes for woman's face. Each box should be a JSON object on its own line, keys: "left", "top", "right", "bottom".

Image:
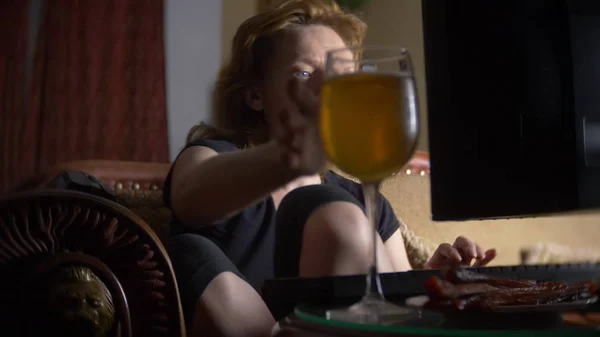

{"left": 246, "top": 24, "right": 349, "bottom": 136}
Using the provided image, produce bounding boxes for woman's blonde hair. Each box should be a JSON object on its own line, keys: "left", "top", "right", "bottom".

{"left": 187, "top": 0, "right": 367, "bottom": 148}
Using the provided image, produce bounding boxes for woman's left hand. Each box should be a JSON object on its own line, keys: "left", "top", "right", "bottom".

{"left": 273, "top": 79, "right": 327, "bottom": 176}
{"left": 424, "top": 236, "right": 497, "bottom": 269}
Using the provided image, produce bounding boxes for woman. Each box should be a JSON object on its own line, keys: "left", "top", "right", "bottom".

{"left": 164, "top": 1, "right": 497, "bottom": 336}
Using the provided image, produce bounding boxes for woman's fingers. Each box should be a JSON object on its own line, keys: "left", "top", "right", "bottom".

{"left": 472, "top": 249, "right": 497, "bottom": 268}
{"left": 452, "top": 236, "right": 485, "bottom": 266}
{"left": 288, "top": 78, "right": 319, "bottom": 119}
{"left": 278, "top": 78, "right": 319, "bottom": 157}
{"left": 276, "top": 80, "right": 301, "bottom": 146}
{"left": 452, "top": 236, "right": 477, "bottom": 259}
{"left": 425, "top": 243, "right": 462, "bottom": 269}
{"left": 425, "top": 237, "right": 496, "bottom": 269}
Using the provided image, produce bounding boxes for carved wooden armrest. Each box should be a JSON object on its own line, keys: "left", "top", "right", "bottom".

{"left": 0, "top": 190, "right": 185, "bottom": 337}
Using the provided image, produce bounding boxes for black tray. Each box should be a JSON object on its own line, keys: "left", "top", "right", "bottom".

{"left": 262, "top": 264, "right": 600, "bottom": 321}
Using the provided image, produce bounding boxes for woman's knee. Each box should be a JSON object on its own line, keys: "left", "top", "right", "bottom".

{"left": 277, "top": 184, "right": 370, "bottom": 245}
{"left": 166, "top": 234, "right": 245, "bottom": 324}
{"left": 302, "top": 200, "right": 372, "bottom": 264}
{"left": 192, "top": 272, "right": 274, "bottom": 337}
{"left": 275, "top": 185, "right": 375, "bottom": 277}
{"left": 166, "top": 234, "right": 232, "bottom": 280}
{"left": 166, "top": 235, "right": 273, "bottom": 337}
{"left": 301, "top": 201, "right": 395, "bottom": 276}
{"left": 303, "top": 200, "right": 371, "bottom": 248}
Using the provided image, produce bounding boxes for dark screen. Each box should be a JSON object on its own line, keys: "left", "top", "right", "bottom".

{"left": 423, "top": 0, "right": 600, "bottom": 220}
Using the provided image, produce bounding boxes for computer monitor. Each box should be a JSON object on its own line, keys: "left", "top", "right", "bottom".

{"left": 422, "top": 0, "right": 600, "bottom": 220}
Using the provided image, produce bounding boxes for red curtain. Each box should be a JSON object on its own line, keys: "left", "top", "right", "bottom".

{"left": 12, "top": 0, "right": 169, "bottom": 192}
{"left": 0, "top": 0, "right": 28, "bottom": 194}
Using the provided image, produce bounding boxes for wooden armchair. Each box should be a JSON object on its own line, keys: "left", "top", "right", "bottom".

{"left": 0, "top": 190, "right": 185, "bottom": 337}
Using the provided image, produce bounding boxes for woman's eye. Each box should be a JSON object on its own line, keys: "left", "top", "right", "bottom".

{"left": 293, "top": 70, "right": 311, "bottom": 79}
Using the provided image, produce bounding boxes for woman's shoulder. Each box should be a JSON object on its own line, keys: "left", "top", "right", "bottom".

{"left": 163, "top": 139, "right": 238, "bottom": 208}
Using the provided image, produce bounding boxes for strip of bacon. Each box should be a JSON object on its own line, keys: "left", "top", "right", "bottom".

{"left": 454, "top": 281, "right": 596, "bottom": 310}
{"left": 425, "top": 276, "right": 498, "bottom": 300}
{"left": 421, "top": 268, "right": 597, "bottom": 311}
{"left": 443, "top": 268, "right": 536, "bottom": 288}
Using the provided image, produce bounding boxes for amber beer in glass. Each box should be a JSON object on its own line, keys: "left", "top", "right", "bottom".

{"left": 320, "top": 47, "right": 420, "bottom": 324}
{"left": 321, "top": 72, "right": 417, "bottom": 182}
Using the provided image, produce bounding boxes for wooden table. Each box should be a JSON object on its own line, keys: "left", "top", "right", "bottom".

{"left": 273, "top": 312, "right": 600, "bottom": 337}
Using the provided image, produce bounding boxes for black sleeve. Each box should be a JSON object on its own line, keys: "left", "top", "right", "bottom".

{"left": 163, "top": 139, "right": 238, "bottom": 208}
{"left": 377, "top": 194, "right": 401, "bottom": 242}
{"left": 183, "top": 139, "right": 238, "bottom": 153}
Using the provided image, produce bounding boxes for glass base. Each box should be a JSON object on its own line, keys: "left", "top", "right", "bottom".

{"left": 326, "top": 297, "right": 422, "bottom": 326}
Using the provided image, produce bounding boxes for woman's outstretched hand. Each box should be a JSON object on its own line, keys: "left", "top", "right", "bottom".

{"left": 424, "top": 236, "right": 497, "bottom": 269}
{"left": 272, "top": 79, "right": 327, "bottom": 176}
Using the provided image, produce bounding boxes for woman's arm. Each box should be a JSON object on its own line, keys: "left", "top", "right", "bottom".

{"left": 375, "top": 194, "right": 411, "bottom": 271}
{"left": 170, "top": 141, "right": 299, "bottom": 227}
{"left": 384, "top": 231, "right": 412, "bottom": 272}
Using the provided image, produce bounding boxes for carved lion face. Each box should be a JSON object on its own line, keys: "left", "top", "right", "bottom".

{"left": 44, "top": 266, "right": 115, "bottom": 337}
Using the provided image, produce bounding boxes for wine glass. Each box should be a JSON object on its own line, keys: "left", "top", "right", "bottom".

{"left": 320, "top": 46, "right": 420, "bottom": 324}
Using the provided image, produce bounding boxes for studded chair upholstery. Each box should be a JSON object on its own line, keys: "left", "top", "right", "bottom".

{"left": 13, "top": 160, "right": 173, "bottom": 241}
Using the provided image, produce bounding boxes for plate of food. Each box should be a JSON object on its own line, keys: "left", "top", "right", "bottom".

{"left": 405, "top": 268, "right": 598, "bottom": 314}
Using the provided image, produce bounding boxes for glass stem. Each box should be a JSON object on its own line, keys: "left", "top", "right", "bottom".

{"left": 362, "top": 181, "right": 385, "bottom": 301}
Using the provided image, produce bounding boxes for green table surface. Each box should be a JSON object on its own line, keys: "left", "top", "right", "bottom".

{"left": 293, "top": 304, "right": 600, "bottom": 337}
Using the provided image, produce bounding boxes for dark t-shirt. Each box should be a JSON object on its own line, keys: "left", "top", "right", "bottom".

{"left": 163, "top": 139, "right": 400, "bottom": 290}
